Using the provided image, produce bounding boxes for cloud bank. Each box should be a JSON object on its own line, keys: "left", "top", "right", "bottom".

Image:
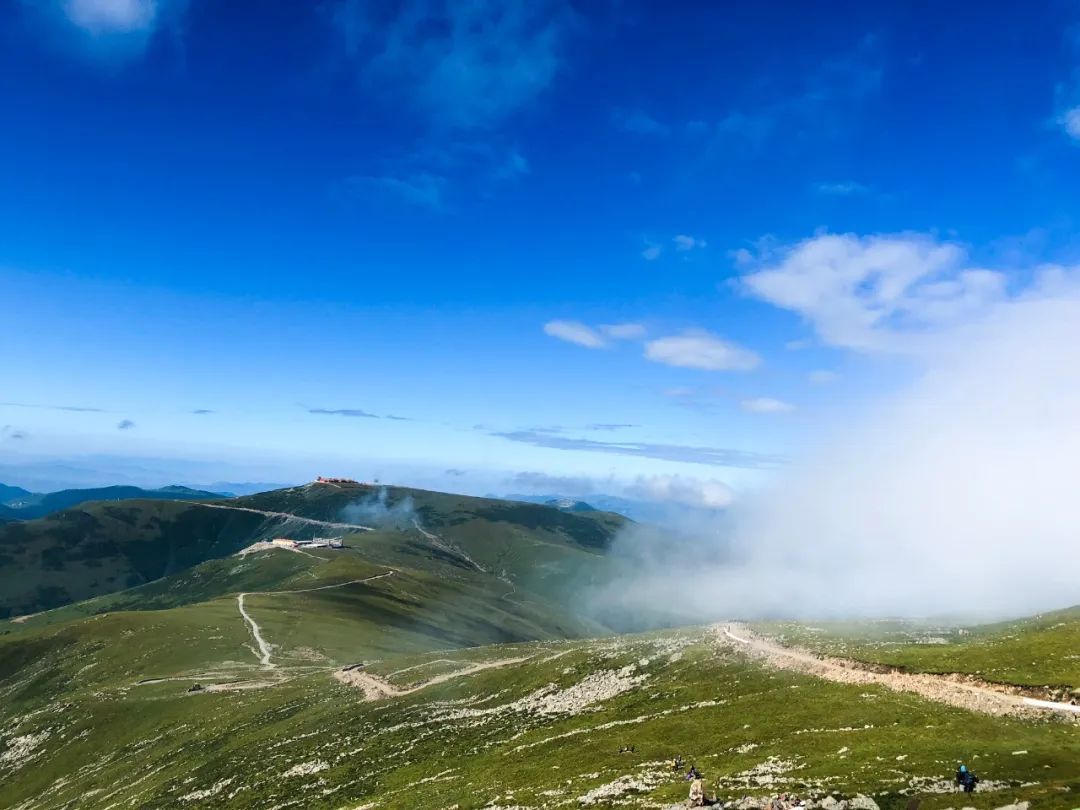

{"left": 593, "top": 263, "right": 1080, "bottom": 623}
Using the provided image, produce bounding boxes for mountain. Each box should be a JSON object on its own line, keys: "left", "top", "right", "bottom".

{"left": 545, "top": 496, "right": 598, "bottom": 512}
{"left": 505, "top": 492, "right": 726, "bottom": 527}
{"left": 0, "top": 482, "right": 628, "bottom": 619}
{"left": 1, "top": 534, "right": 1076, "bottom": 809}
{"left": 0, "top": 483, "right": 32, "bottom": 503}
{"left": 1, "top": 481, "right": 1078, "bottom": 809}
{"left": 0, "top": 483, "right": 227, "bottom": 520}
{"left": 183, "top": 480, "right": 290, "bottom": 496}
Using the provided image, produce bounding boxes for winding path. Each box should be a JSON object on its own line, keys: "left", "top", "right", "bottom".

{"left": 237, "top": 572, "right": 395, "bottom": 668}
{"left": 411, "top": 519, "right": 517, "bottom": 599}
{"left": 335, "top": 655, "right": 532, "bottom": 701}
{"left": 718, "top": 623, "right": 1080, "bottom": 718}
{"left": 238, "top": 592, "right": 275, "bottom": 668}
{"left": 412, "top": 519, "right": 485, "bottom": 572}
{"left": 194, "top": 501, "right": 375, "bottom": 532}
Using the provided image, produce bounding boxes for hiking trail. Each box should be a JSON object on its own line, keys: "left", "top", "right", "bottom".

{"left": 411, "top": 518, "right": 486, "bottom": 572}
{"left": 237, "top": 572, "right": 395, "bottom": 669}
{"left": 335, "top": 655, "right": 533, "bottom": 701}
{"left": 194, "top": 501, "right": 375, "bottom": 533}
{"left": 718, "top": 623, "right": 1080, "bottom": 718}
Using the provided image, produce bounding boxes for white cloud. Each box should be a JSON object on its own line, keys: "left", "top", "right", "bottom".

{"left": 27, "top": 0, "right": 184, "bottom": 60}
{"left": 673, "top": 234, "right": 707, "bottom": 252}
{"left": 740, "top": 232, "right": 1008, "bottom": 352}
{"left": 543, "top": 320, "right": 646, "bottom": 348}
{"left": 336, "top": 0, "right": 579, "bottom": 130}
{"left": 642, "top": 244, "right": 662, "bottom": 261}
{"left": 599, "top": 322, "right": 646, "bottom": 340}
{"left": 644, "top": 330, "right": 760, "bottom": 371}
{"left": 725, "top": 279, "right": 1080, "bottom": 616}
{"left": 808, "top": 369, "right": 839, "bottom": 385}
{"left": 64, "top": 0, "right": 157, "bottom": 33}
{"left": 741, "top": 397, "right": 795, "bottom": 414}
{"left": 600, "top": 268, "right": 1080, "bottom": 620}
{"left": 1061, "top": 106, "right": 1080, "bottom": 141}
{"left": 543, "top": 320, "right": 606, "bottom": 349}
{"left": 625, "top": 474, "right": 733, "bottom": 509}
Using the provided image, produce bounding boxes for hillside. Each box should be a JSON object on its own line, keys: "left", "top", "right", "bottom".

{"left": 505, "top": 491, "right": 727, "bottom": 528}
{"left": 0, "top": 483, "right": 226, "bottom": 520}
{"left": 0, "top": 483, "right": 32, "bottom": 502}
{"left": 754, "top": 608, "right": 1080, "bottom": 695}
{"left": 0, "top": 482, "right": 629, "bottom": 618}
{"left": 3, "top": 482, "right": 1077, "bottom": 809}
{"left": 3, "top": 594, "right": 1078, "bottom": 809}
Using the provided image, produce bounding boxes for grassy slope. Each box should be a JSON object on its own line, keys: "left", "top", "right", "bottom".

{"left": 0, "top": 500, "right": 270, "bottom": 617}
{"left": 3, "top": 484, "right": 1075, "bottom": 808}
{"left": 2, "top": 626, "right": 1077, "bottom": 810}
{"left": 240, "top": 482, "right": 627, "bottom": 593}
{"left": 4, "top": 484, "right": 225, "bottom": 520}
{"left": 0, "top": 483, "right": 627, "bottom": 618}
{"left": 754, "top": 607, "right": 1080, "bottom": 692}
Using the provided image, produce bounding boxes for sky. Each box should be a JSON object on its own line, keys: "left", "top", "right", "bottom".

{"left": 3, "top": 0, "right": 1080, "bottom": 507}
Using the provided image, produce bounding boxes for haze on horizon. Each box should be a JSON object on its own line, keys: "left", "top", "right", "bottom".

{"left": 3, "top": 0, "right": 1080, "bottom": 617}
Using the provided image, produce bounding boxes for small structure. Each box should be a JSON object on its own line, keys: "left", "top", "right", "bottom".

{"left": 271, "top": 538, "right": 298, "bottom": 549}
{"left": 315, "top": 476, "right": 360, "bottom": 485}
{"left": 307, "top": 536, "right": 344, "bottom": 549}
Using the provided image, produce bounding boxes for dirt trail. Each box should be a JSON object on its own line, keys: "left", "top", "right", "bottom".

{"left": 238, "top": 572, "right": 395, "bottom": 668}
{"left": 718, "top": 623, "right": 1080, "bottom": 719}
{"left": 335, "top": 655, "right": 532, "bottom": 701}
{"left": 411, "top": 519, "right": 485, "bottom": 572}
{"left": 238, "top": 593, "right": 274, "bottom": 668}
{"left": 194, "top": 501, "right": 374, "bottom": 532}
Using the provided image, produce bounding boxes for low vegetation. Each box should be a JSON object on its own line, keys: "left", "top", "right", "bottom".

{"left": 755, "top": 610, "right": 1080, "bottom": 695}
{"left": 1, "top": 485, "right": 1077, "bottom": 808}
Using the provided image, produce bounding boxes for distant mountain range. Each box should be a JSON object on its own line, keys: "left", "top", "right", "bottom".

{"left": 0, "top": 481, "right": 627, "bottom": 619}
{"left": 502, "top": 492, "right": 725, "bottom": 528}
{"left": 0, "top": 483, "right": 228, "bottom": 521}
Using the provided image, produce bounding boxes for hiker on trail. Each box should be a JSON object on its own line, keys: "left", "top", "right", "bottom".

{"left": 685, "top": 764, "right": 702, "bottom": 781}
{"left": 955, "top": 764, "right": 967, "bottom": 788}
{"left": 687, "top": 779, "right": 721, "bottom": 808}
{"left": 672, "top": 755, "right": 685, "bottom": 771}
{"left": 962, "top": 769, "right": 978, "bottom": 793}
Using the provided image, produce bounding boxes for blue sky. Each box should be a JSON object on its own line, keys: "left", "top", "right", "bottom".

{"left": 3, "top": 0, "right": 1080, "bottom": 503}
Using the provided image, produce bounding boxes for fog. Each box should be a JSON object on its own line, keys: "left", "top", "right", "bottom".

{"left": 592, "top": 281, "right": 1080, "bottom": 624}
{"left": 341, "top": 487, "right": 417, "bottom": 530}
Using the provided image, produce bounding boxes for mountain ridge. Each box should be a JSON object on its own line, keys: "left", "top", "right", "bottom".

{"left": 0, "top": 482, "right": 228, "bottom": 520}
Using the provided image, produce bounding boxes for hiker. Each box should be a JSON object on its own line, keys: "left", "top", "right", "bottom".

{"left": 954, "top": 764, "right": 967, "bottom": 788}
{"left": 672, "top": 755, "right": 685, "bottom": 771}
{"left": 688, "top": 778, "right": 706, "bottom": 807}
{"left": 962, "top": 769, "right": 978, "bottom": 793}
{"left": 685, "top": 764, "right": 702, "bottom": 781}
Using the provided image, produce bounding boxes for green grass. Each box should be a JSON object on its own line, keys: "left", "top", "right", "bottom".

{"left": 2, "top": 628, "right": 1077, "bottom": 810}
{"left": 3, "top": 486, "right": 1077, "bottom": 808}
{"left": 0, "top": 483, "right": 627, "bottom": 618}
{"left": 755, "top": 607, "right": 1080, "bottom": 694}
